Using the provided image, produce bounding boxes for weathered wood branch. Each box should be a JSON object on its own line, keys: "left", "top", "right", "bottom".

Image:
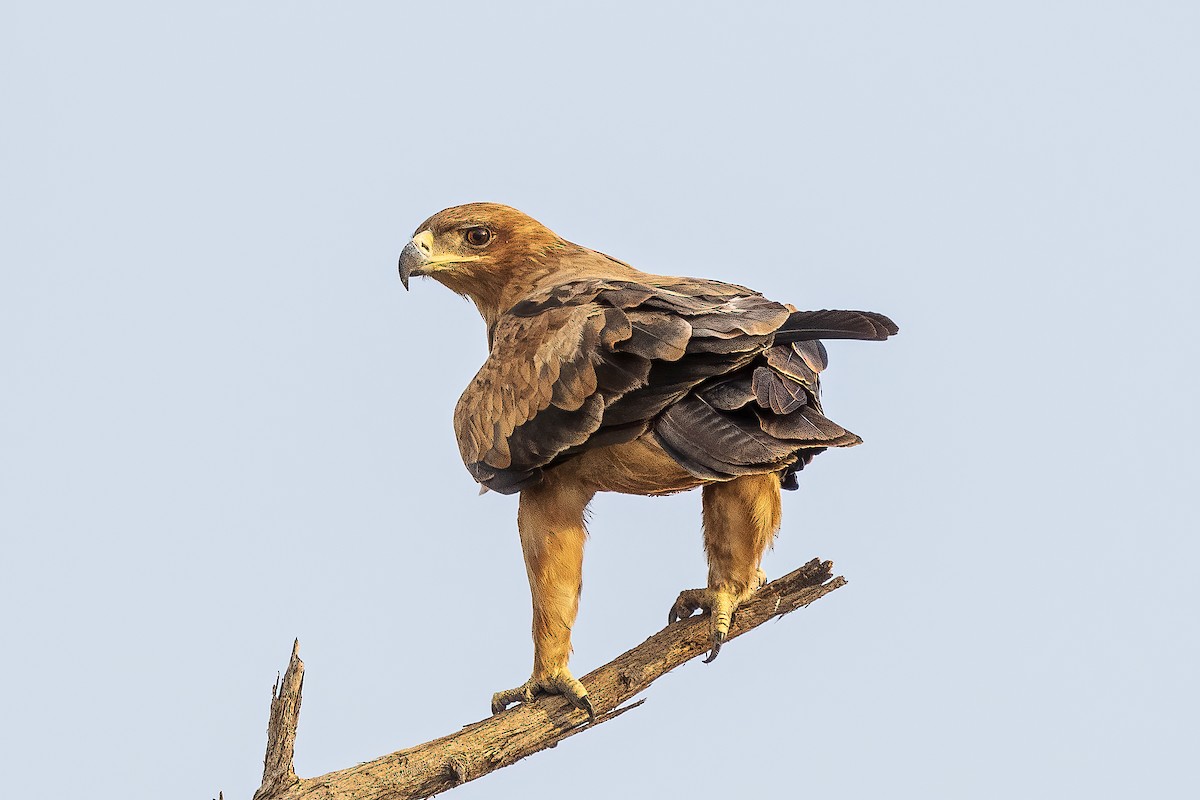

{"left": 249, "top": 558, "right": 845, "bottom": 800}
{"left": 253, "top": 639, "right": 304, "bottom": 800}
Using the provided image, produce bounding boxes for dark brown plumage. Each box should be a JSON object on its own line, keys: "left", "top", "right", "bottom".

{"left": 453, "top": 277, "right": 895, "bottom": 494}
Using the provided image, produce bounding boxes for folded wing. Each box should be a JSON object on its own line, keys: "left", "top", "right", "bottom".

{"left": 455, "top": 278, "right": 896, "bottom": 493}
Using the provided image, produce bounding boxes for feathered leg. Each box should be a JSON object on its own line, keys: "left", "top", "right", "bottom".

{"left": 669, "top": 472, "right": 782, "bottom": 660}
{"left": 491, "top": 476, "right": 596, "bottom": 720}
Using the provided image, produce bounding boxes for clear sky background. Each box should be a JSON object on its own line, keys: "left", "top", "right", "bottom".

{"left": 3, "top": 2, "right": 1197, "bottom": 798}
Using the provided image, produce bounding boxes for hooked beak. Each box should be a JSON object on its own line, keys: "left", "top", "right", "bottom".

{"left": 398, "top": 229, "right": 483, "bottom": 291}
{"left": 398, "top": 230, "right": 435, "bottom": 291}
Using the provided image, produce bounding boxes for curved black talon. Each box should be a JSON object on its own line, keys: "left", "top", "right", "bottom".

{"left": 702, "top": 631, "right": 726, "bottom": 664}
{"left": 579, "top": 695, "right": 595, "bottom": 724}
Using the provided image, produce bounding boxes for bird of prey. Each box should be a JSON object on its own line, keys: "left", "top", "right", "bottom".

{"left": 398, "top": 203, "right": 897, "bottom": 721}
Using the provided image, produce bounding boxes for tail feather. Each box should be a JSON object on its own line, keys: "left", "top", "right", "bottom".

{"left": 773, "top": 310, "right": 898, "bottom": 343}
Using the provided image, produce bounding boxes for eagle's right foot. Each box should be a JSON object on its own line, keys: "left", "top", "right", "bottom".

{"left": 667, "top": 575, "right": 766, "bottom": 662}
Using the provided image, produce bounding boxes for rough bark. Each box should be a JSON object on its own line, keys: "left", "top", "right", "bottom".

{"left": 253, "top": 639, "right": 304, "bottom": 800}
{"left": 248, "top": 558, "right": 845, "bottom": 800}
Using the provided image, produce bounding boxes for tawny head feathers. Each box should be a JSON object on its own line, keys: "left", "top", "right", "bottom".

{"left": 413, "top": 203, "right": 563, "bottom": 255}
{"left": 399, "top": 203, "right": 575, "bottom": 321}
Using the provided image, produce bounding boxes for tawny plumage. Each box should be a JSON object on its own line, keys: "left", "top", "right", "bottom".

{"left": 398, "top": 203, "right": 897, "bottom": 719}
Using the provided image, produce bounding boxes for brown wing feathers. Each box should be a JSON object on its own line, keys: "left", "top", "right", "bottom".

{"left": 654, "top": 396, "right": 800, "bottom": 481}
{"left": 651, "top": 345, "right": 862, "bottom": 482}
{"left": 752, "top": 366, "right": 807, "bottom": 415}
{"left": 457, "top": 278, "right": 896, "bottom": 492}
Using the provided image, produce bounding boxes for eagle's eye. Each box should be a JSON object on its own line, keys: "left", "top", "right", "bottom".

{"left": 464, "top": 227, "right": 491, "bottom": 247}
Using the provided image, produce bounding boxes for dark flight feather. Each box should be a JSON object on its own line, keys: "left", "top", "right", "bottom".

{"left": 699, "top": 376, "right": 755, "bottom": 411}
{"left": 653, "top": 396, "right": 797, "bottom": 477}
{"left": 756, "top": 405, "right": 862, "bottom": 445}
{"left": 751, "top": 367, "right": 808, "bottom": 415}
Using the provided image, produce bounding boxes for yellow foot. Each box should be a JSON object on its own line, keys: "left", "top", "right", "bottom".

{"left": 490, "top": 669, "right": 594, "bottom": 722}
{"left": 667, "top": 581, "right": 763, "bottom": 663}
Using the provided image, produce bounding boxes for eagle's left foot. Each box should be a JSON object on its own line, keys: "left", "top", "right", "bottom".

{"left": 490, "top": 670, "right": 594, "bottom": 723}
{"left": 667, "top": 581, "right": 763, "bottom": 662}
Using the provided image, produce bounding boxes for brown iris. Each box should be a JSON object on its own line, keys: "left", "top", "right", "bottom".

{"left": 465, "top": 227, "right": 491, "bottom": 247}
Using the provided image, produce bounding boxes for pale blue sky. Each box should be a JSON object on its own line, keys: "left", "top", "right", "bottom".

{"left": 2, "top": 2, "right": 1198, "bottom": 798}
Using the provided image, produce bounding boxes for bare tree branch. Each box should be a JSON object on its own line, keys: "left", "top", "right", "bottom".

{"left": 248, "top": 558, "right": 845, "bottom": 800}
{"left": 253, "top": 639, "right": 304, "bottom": 800}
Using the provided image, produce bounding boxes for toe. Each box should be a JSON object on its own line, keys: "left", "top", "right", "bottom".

{"left": 709, "top": 591, "right": 734, "bottom": 640}
{"left": 546, "top": 672, "right": 592, "bottom": 721}
{"left": 668, "top": 588, "right": 706, "bottom": 624}
{"left": 491, "top": 686, "right": 516, "bottom": 714}
{"left": 578, "top": 694, "right": 595, "bottom": 723}
{"left": 490, "top": 681, "right": 535, "bottom": 714}
{"left": 704, "top": 591, "right": 736, "bottom": 662}
{"left": 703, "top": 630, "right": 726, "bottom": 663}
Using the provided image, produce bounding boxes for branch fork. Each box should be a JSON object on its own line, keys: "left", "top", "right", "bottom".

{"left": 245, "top": 558, "right": 845, "bottom": 800}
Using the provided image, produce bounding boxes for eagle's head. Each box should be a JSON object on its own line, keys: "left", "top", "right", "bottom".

{"left": 398, "top": 203, "right": 566, "bottom": 297}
